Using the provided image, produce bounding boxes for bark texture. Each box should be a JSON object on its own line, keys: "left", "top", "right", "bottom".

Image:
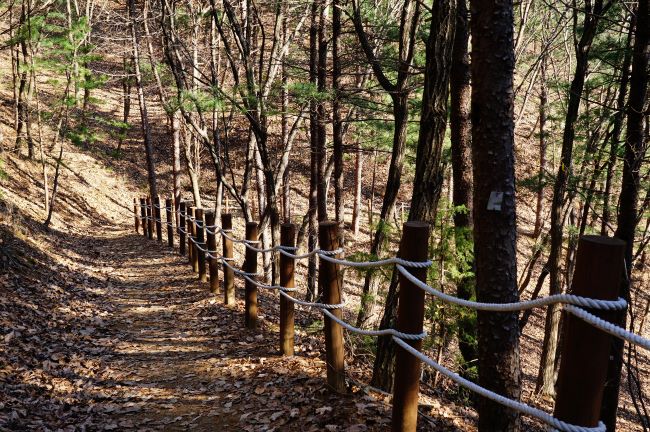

{"left": 469, "top": 0, "right": 521, "bottom": 429}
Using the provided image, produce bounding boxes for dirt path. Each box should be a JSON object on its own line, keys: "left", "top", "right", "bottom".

{"left": 0, "top": 142, "right": 462, "bottom": 432}
{"left": 52, "top": 224, "right": 403, "bottom": 431}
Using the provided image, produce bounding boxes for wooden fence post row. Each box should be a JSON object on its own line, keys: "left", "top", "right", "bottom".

{"left": 130, "top": 201, "right": 626, "bottom": 432}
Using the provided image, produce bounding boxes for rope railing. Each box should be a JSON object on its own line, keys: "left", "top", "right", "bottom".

{"left": 130, "top": 196, "right": 649, "bottom": 432}
{"left": 395, "top": 264, "right": 628, "bottom": 312}
{"left": 565, "top": 305, "right": 650, "bottom": 351}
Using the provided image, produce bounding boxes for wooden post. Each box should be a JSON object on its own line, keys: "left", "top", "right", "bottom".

{"left": 391, "top": 221, "right": 430, "bottom": 432}
{"left": 196, "top": 208, "right": 207, "bottom": 282}
{"left": 154, "top": 196, "right": 163, "bottom": 241}
{"left": 554, "top": 236, "right": 625, "bottom": 427}
{"left": 280, "top": 223, "right": 296, "bottom": 356}
{"left": 133, "top": 198, "right": 139, "bottom": 233}
{"left": 188, "top": 206, "right": 195, "bottom": 264}
{"left": 139, "top": 197, "right": 147, "bottom": 238}
{"left": 190, "top": 207, "right": 199, "bottom": 273}
{"left": 146, "top": 197, "right": 154, "bottom": 239}
{"left": 319, "top": 221, "right": 346, "bottom": 393}
{"left": 206, "top": 211, "right": 219, "bottom": 294}
{"left": 165, "top": 198, "right": 173, "bottom": 247}
{"left": 179, "top": 201, "right": 186, "bottom": 255}
{"left": 244, "top": 221, "right": 259, "bottom": 329}
{"left": 222, "top": 213, "right": 235, "bottom": 305}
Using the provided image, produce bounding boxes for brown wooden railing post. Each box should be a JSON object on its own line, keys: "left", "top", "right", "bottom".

{"left": 186, "top": 204, "right": 193, "bottom": 260}
{"left": 165, "top": 198, "right": 173, "bottom": 247}
{"left": 554, "top": 236, "right": 625, "bottom": 428}
{"left": 196, "top": 208, "right": 207, "bottom": 282}
{"left": 179, "top": 201, "right": 186, "bottom": 255}
{"left": 140, "top": 197, "right": 147, "bottom": 238}
{"left": 280, "top": 223, "right": 296, "bottom": 356}
{"left": 319, "top": 221, "right": 346, "bottom": 393}
{"left": 133, "top": 197, "right": 139, "bottom": 233}
{"left": 244, "top": 221, "right": 259, "bottom": 329}
{"left": 154, "top": 196, "right": 162, "bottom": 241}
{"left": 190, "top": 206, "right": 198, "bottom": 272}
{"left": 392, "top": 221, "right": 430, "bottom": 432}
{"left": 146, "top": 197, "right": 154, "bottom": 239}
{"left": 187, "top": 206, "right": 195, "bottom": 265}
{"left": 222, "top": 213, "right": 235, "bottom": 305}
{"left": 206, "top": 211, "right": 219, "bottom": 294}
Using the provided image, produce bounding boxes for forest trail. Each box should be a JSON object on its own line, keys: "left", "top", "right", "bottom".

{"left": 72, "top": 226, "right": 237, "bottom": 430}
{"left": 0, "top": 155, "right": 425, "bottom": 431}
{"left": 3, "top": 216, "right": 415, "bottom": 431}
{"left": 0, "top": 123, "right": 466, "bottom": 431}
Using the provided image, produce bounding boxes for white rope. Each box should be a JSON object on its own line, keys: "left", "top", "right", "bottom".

{"left": 319, "top": 254, "right": 432, "bottom": 269}
{"left": 565, "top": 305, "right": 650, "bottom": 351}
{"left": 321, "top": 309, "right": 426, "bottom": 340}
{"left": 221, "top": 230, "right": 260, "bottom": 245}
{"left": 392, "top": 337, "right": 605, "bottom": 432}
{"left": 278, "top": 290, "right": 345, "bottom": 310}
{"left": 189, "top": 237, "right": 209, "bottom": 253}
{"left": 278, "top": 248, "right": 343, "bottom": 260}
{"left": 243, "top": 243, "right": 278, "bottom": 253}
{"left": 240, "top": 274, "right": 298, "bottom": 292}
{"left": 395, "top": 264, "right": 627, "bottom": 312}
{"left": 221, "top": 258, "right": 262, "bottom": 277}
{"left": 206, "top": 227, "right": 220, "bottom": 235}
{"left": 206, "top": 251, "right": 221, "bottom": 260}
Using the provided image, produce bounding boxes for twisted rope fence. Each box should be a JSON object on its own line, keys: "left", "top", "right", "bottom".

{"left": 131, "top": 196, "right": 649, "bottom": 432}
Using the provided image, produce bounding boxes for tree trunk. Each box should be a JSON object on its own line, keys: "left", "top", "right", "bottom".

{"left": 537, "top": 0, "right": 607, "bottom": 396}
{"left": 533, "top": 55, "right": 547, "bottom": 238}
{"left": 601, "top": 15, "right": 634, "bottom": 236}
{"left": 356, "top": 95, "right": 409, "bottom": 327}
{"left": 470, "top": 0, "right": 521, "bottom": 429}
{"left": 173, "top": 111, "right": 181, "bottom": 227}
{"left": 128, "top": 0, "right": 157, "bottom": 199}
{"left": 352, "top": 145, "right": 363, "bottom": 235}
{"left": 352, "top": 0, "right": 420, "bottom": 327}
{"left": 316, "top": 0, "right": 328, "bottom": 222}
{"left": 602, "top": 0, "right": 649, "bottom": 428}
{"left": 370, "top": 0, "right": 454, "bottom": 391}
{"left": 307, "top": 0, "right": 319, "bottom": 300}
{"left": 450, "top": 0, "right": 476, "bottom": 378}
{"left": 332, "top": 0, "right": 344, "bottom": 225}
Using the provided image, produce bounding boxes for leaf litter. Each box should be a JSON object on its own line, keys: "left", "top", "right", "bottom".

{"left": 1, "top": 210, "right": 473, "bottom": 431}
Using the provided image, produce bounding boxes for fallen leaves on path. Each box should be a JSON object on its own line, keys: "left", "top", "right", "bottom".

{"left": 1, "top": 220, "right": 475, "bottom": 431}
